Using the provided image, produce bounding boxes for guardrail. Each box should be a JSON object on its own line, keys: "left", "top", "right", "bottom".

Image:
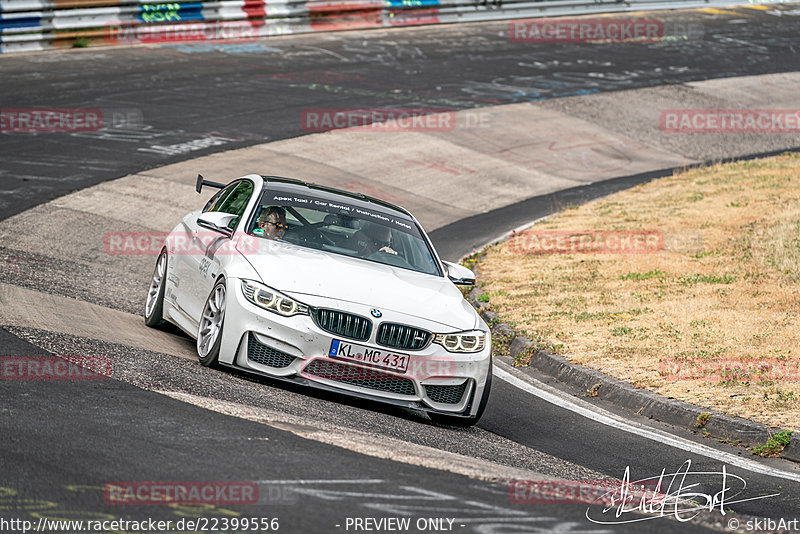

{"left": 0, "top": 0, "right": 762, "bottom": 53}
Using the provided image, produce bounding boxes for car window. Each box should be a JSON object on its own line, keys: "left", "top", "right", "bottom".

{"left": 251, "top": 190, "right": 441, "bottom": 276}
{"left": 216, "top": 181, "right": 254, "bottom": 228}
{"left": 203, "top": 182, "right": 238, "bottom": 213}
{"left": 217, "top": 181, "right": 253, "bottom": 214}
{"left": 203, "top": 187, "right": 231, "bottom": 213}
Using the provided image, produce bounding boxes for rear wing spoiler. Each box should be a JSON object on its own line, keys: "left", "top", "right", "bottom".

{"left": 196, "top": 174, "right": 226, "bottom": 194}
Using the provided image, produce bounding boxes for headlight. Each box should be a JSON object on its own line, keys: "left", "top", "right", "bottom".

{"left": 433, "top": 330, "right": 487, "bottom": 353}
{"left": 241, "top": 280, "right": 309, "bottom": 316}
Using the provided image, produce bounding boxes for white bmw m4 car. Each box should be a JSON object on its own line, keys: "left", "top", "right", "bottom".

{"left": 145, "top": 174, "right": 492, "bottom": 425}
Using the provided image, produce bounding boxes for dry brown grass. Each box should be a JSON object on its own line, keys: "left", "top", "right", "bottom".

{"left": 477, "top": 153, "right": 800, "bottom": 431}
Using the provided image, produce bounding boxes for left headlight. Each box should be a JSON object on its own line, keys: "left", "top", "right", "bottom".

{"left": 241, "top": 279, "right": 309, "bottom": 316}
{"left": 433, "top": 330, "right": 487, "bottom": 353}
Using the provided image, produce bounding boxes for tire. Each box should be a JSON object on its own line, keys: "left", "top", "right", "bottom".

{"left": 429, "top": 359, "right": 493, "bottom": 427}
{"left": 144, "top": 250, "right": 168, "bottom": 327}
{"left": 197, "top": 279, "right": 226, "bottom": 368}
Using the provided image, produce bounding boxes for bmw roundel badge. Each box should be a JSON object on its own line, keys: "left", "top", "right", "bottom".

{"left": 370, "top": 309, "right": 382, "bottom": 318}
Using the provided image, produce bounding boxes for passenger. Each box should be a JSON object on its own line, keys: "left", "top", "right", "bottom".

{"left": 357, "top": 224, "right": 397, "bottom": 256}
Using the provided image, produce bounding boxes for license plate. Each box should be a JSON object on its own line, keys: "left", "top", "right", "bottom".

{"left": 328, "top": 339, "right": 409, "bottom": 373}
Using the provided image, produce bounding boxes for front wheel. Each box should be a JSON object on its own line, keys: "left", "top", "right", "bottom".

{"left": 144, "top": 250, "right": 168, "bottom": 327}
{"left": 429, "top": 360, "right": 493, "bottom": 427}
{"left": 197, "top": 279, "right": 226, "bottom": 367}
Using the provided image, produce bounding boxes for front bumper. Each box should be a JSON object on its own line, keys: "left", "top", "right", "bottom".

{"left": 218, "top": 278, "right": 492, "bottom": 417}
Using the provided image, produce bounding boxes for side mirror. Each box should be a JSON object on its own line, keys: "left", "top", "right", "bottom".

{"left": 443, "top": 261, "right": 476, "bottom": 286}
{"left": 197, "top": 212, "right": 237, "bottom": 236}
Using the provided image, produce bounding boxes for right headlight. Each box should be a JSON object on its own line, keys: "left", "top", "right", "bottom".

{"left": 241, "top": 279, "right": 309, "bottom": 317}
{"left": 433, "top": 330, "right": 487, "bottom": 353}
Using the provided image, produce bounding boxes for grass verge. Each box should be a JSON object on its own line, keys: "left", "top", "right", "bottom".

{"left": 751, "top": 430, "right": 794, "bottom": 457}
{"left": 475, "top": 153, "right": 800, "bottom": 431}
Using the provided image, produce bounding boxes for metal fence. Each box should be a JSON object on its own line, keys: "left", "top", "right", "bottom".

{"left": 0, "top": 0, "right": 759, "bottom": 53}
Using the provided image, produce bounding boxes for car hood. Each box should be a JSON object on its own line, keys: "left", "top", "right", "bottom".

{"left": 238, "top": 240, "right": 477, "bottom": 331}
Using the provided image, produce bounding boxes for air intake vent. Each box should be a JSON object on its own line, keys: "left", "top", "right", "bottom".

{"left": 425, "top": 381, "right": 469, "bottom": 404}
{"left": 304, "top": 359, "right": 415, "bottom": 396}
{"left": 313, "top": 309, "right": 371, "bottom": 341}
{"left": 247, "top": 333, "right": 295, "bottom": 368}
{"left": 377, "top": 323, "right": 431, "bottom": 351}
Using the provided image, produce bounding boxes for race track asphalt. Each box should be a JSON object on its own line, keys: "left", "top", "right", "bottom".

{"left": 2, "top": 6, "right": 800, "bottom": 533}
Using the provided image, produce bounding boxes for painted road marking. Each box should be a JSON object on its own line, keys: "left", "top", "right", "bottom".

{"left": 269, "top": 481, "right": 613, "bottom": 533}
{"left": 494, "top": 363, "right": 800, "bottom": 484}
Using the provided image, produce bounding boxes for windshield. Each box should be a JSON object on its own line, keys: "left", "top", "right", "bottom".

{"left": 249, "top": 190, "right": 441, "bottom": 276}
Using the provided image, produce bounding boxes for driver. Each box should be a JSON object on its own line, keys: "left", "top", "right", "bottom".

{"left": 256, "top": 206, "right": 288, "bottom": 240}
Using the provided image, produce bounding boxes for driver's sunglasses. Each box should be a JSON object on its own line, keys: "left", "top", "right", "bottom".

{"left": 261, "top": 220, "right": 288, "bottom": 231}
